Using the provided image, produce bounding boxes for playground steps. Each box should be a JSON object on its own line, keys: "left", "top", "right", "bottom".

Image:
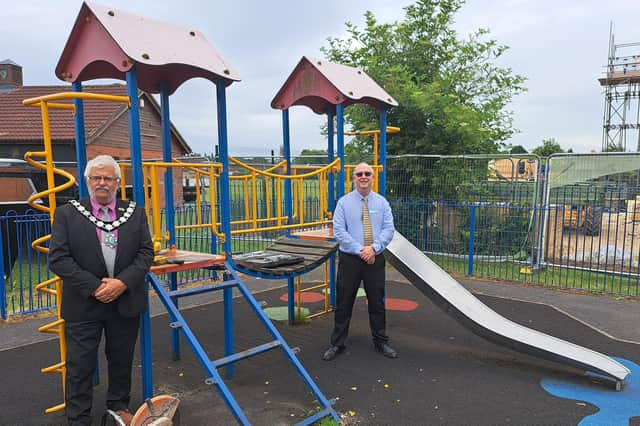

{"left": 145, "top": 262, "right": 339, "bottom": 425}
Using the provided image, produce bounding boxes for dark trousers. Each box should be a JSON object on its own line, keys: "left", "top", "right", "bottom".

{"left": 64, "top": 315, "right": 140, "bottom": 426}
{"left": 330, "top": 251, "right": 388, "bottom": 347}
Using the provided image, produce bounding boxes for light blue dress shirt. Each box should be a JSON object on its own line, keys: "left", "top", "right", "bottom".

{"left": 332, "top": 189, "right": 395, "bottom": 255}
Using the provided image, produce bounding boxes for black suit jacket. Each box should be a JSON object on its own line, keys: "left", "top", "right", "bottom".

{"left": 48, "top": 198, "right": 154, "bottom": 321}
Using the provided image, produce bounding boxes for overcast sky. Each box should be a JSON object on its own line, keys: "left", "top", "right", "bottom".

{"left": 3, "top": 0, "right": 640, "bottom": 156}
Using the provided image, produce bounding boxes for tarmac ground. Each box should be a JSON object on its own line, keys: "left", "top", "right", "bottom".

{"left": 1, "top": 269, "right": 639, "bottom": 425}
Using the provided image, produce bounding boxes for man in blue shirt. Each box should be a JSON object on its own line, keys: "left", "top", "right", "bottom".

{"left": 322, "top": 162, "right": 397, "bottom": 361}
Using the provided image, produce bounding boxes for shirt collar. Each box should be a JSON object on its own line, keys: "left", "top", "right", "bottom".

{"left": 90, "top": 198, "right": 117, "bottom": 215}
{"left": 356, "top": 189, "right": 372, "bottom": 200}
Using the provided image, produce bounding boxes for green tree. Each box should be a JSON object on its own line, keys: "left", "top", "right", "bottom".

{"left": 532, "top": 138, "right": 564, "bottom": 157}
{"left": 322, "top": 0, "right": 527, "bottom": 158}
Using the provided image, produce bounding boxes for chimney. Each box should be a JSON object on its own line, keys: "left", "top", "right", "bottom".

{"left": 0, "top": 60, "right": 23, "bottom": 93}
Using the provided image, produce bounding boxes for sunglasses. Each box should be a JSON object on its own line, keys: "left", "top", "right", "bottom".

{"left": 354, "top": 171, "right": 373, "bottom": 177}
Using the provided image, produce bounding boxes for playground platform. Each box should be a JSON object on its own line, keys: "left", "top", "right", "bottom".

{"left": 1, "top": 269, "right": 639, "bottom": 425}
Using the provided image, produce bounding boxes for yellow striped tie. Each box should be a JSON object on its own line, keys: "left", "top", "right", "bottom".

{"left": 362, "top": 196, "right": 374, "bottom": 245}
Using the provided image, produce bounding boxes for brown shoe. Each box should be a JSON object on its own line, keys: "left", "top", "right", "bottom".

{"left": 115, "top": 409, "right": 133, "bottom": 426}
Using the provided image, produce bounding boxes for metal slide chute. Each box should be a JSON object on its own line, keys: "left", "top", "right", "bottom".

{"left": 384, "top": 232, "right": 630, "bottom": 389}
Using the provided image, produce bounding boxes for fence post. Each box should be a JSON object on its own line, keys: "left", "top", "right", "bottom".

{"left": 467, "top": 204, "right": 475, "bottom": 276}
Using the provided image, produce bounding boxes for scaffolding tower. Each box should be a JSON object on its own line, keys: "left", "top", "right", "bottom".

{"left": 599, "top": 25, "right": 640, "bottom": 152}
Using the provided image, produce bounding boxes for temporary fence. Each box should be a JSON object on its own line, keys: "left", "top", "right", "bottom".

{"left": 387, "top": 153, "right": 640, "bottom": 296}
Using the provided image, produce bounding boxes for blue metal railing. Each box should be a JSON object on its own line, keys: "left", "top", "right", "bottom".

{"left": 3, "top": 196, "right": 640, "bottom": 318}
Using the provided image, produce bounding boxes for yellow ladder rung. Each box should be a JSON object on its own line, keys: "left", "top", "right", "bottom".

{"left": 37, "top": 288, "right": 58, "bottom": 296}
{"left": 45, "top": 402, "right": 66, "bottom": 414}
{"left": 300, "top": 283, "right": 327, "bottom": 292}
{"left": 41, "top": 361, "right": 65, "bottom": 374}
{"left": 35, "top": 277, "right": 59, "bottom": 287}
{"left": 307, "top": 310, "right": 332, "bottom": 320}
{"left": 38, "top": 318, "right": 64, "bottom": 333}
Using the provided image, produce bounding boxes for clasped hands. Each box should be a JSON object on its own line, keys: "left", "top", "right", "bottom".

{"left": 359, "top": 245, "right": 376, "bottom": 264}
{"left": 93, "top": 278, "right": 127, "bottom": 303}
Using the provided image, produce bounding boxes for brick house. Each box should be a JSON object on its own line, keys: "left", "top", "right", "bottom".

{"left": 0, "top": 60, "right": 193, "bottom": 204}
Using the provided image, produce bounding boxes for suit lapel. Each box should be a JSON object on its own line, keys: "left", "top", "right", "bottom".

{"left": 113, "top": 199, "right": 131, "bottom": 271}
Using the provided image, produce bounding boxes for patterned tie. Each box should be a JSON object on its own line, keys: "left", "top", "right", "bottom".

{"left": 100, "top": 207, "right": 116, "bottom": 278}
{"left": 362, "top": 196, "right": 374, "bottom": 245}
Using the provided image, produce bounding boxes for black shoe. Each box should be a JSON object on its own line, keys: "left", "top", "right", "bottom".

{"left": 374, "top": 343, "right": 398, "bottom": 359}
{"left": 322, "top": 345, "right": 345, "bottom": 361}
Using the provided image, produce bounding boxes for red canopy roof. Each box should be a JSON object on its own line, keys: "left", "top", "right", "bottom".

{"left": 271, "top": 57, "right": 398, "bottom": 114}
{"left": 55, "top": 2, "right": 240, "bottom": 94}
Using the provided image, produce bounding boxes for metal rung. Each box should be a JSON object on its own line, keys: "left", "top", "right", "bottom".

{"left": 44, "top": 402, "right": 66, "bottom": 414}
{"left": 167, "top": 280, "right": 238, "bottom": 298}
{"left": 41, "top": 361, "right": 65, "bottom": 373}
{"left": 212, "top": 340, "right": 282, "bottom": 369}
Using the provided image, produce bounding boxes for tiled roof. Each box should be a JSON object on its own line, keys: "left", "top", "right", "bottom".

{"left": 0, "top": 84, "right": 128, "bottom": 142}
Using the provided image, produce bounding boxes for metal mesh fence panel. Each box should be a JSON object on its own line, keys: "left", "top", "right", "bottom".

{"left": 4, "top": 153, "right": 640, "bottom": 317}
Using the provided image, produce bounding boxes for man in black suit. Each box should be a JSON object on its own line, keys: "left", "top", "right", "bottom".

{"left": 49, "top": 154, "right": 154, "bottom": 426}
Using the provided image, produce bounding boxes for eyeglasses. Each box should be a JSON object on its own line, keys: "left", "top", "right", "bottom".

{"left": 354, "top": 171, "right": 373, "bottom": 177}
{"left": 88, "top": 176, "right": 119, "bottom": 184}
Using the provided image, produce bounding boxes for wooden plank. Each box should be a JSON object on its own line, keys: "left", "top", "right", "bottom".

{"left": 268, "top": 244, "right": 331, "bottom": 257}
{"left": 291, "top": 227, "right": 335, "bottom": 241}
{"left": 151, "top": 250, "right": 225, "bottom": 274}
{"left": 274, "top": 238, "right": 337, "bottom": 250}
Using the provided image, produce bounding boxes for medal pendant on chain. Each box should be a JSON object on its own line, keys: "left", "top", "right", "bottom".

{"left": 103, "top": 232, "right": 117, "bottom": 249}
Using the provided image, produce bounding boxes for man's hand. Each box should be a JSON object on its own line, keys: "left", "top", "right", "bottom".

{"left": 93, "top": 278, "right": 127, "bottom": 303}
{"left": 359, "top": 245, "right": 376, "bottom": 264}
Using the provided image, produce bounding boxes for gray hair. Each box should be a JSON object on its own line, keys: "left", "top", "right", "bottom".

{"left": 84, "top": 155, "right": 121, "bottom": 179}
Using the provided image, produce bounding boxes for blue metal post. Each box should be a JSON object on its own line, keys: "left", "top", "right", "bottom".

{"left": 125, "top": 67, "right": 152, "bottom": 399}
{"left": 71, "top": 82, "right": 88, "bottom": 198}
{"left": 160, "top": 85, "right": 176, "bottom": 247}
{"left": 141, "top": 281, "right": 153, "bottom": 398}
{"left": 336, "top": 104, "right": 345, "bottom": 198}
{"left": 223, "top": 285, "right": 234, "bottom": 378}
{"left": 282, "top": 110, "right": 293, "bottom": 226}
{"left": 125, "top": 68, "right": 145, "bottom": 205}
{"left": 216, "top": 83, "right": 234, "bottom": 377}
{"left": 160, "top": 84, "right": 180, "bottom": 360}
{"left": 327, "top": 113, "right": 335, "bottom": 212}
{"left": 287, "top": 276, "right": 295, "bottom": 325}
{"left": 379, "top": 107, "right": 388, "bottom": 197}
{"left": 216, "top": 84, "right": 231, "bottom": 256}
{"left": 468, "top": 205, "right": 476, "bottom": 276}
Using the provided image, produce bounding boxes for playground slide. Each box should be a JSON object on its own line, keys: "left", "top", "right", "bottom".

{"left": 384, "top": 232, "right": 630, "bottom": 388}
